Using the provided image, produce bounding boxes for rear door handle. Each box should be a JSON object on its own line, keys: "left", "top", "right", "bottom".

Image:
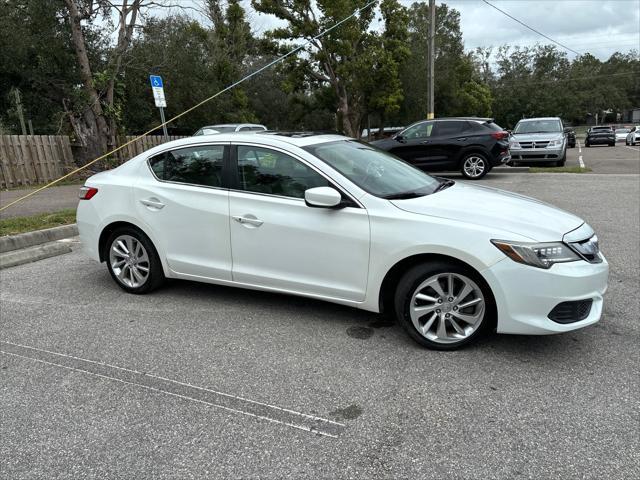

{"left": 232, "top": 215, "right": 263, "bottom": 227}
{"left": 420, "top": 140, "right": 430, "bottom": 145}
{"left": 456, "top": 137, "right": 467, "bottom": 141}
{"left": 140, "top": 198, "right": 165, "bottom": 210}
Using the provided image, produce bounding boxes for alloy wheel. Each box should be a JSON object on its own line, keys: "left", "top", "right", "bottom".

{"left": 463, "top": 156, "right": 486, "bottom": 178}
{"left": 109, "top": 234, "right": 150, "bottom": 288}
{"left": 409, "top": 272, "right": 485, "bottom": 344}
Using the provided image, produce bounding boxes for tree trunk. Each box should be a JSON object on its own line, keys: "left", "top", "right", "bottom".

{"left": 63, "top": 0, "right": 112, "bottom": 164}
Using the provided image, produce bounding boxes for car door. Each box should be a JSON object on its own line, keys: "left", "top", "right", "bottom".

{"left": 388, "top": 121, "right": 435, "bottom": 167}
{"left": 134, "top": 143, "right": 233, "bottom": 280}
{"left": 427, "top": 120, "right": 470, "bottom": 169}
{"left": 228, "top": 144, "right": 370, "bottom": 302}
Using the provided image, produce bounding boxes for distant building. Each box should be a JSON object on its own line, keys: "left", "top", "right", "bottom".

{"left": 623, "top": 108, "right": 640, "bottom": 124}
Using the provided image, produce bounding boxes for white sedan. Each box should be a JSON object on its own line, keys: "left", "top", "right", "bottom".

{"left": 77, "top": 133, "right": 609, "bottom": 349}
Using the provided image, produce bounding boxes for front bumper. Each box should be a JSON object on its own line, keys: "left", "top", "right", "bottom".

{"left": 483, "top": 254, "right": 609, "bottom": 335}
{"left": 510, "top": 147, "right": 564, "bottom": 162}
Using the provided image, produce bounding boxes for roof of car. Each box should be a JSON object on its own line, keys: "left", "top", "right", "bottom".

{"left": 138, "top": 132, "right": 350, "bottom": 157}
{"left": 200, "top": 123, "right": 266, "bottom": 128}
{"left": 517, "top": 117, "right": 562, "bottom": 122}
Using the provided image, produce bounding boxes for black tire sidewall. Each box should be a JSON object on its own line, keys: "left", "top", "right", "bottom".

{"left": 393, "top": 261, "right": 496, "bottom": 350}
{"left": 104, "top": 227, "right": 164, "bottom": 294}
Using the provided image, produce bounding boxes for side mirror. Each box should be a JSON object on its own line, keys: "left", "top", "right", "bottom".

{"left": 304, "top": 187, "right": 342, "bottom": 208}
{"left": 394, "top": 134, "right": 405, "bottom": 142}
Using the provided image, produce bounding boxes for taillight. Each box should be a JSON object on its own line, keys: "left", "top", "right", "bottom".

{"left": 79, "top": 186, "right": 98, "bottom": 200}
{"left": 491, "top": 131, "right": 509, "bottom": 140}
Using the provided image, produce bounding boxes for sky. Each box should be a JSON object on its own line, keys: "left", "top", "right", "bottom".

{"left": 240, "top": 0, "right": 640, "bottom": 61}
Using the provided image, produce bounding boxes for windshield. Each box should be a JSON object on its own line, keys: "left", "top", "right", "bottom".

{"left": 513, "top": 119, "right": 562, "bottom": 134}
{"left": 304, "top": 140, "right": 440, "bottom": 198}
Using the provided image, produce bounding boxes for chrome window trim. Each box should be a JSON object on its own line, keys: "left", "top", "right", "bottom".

{"left": 145, "top": 142, "right": 230, "bottom": 192}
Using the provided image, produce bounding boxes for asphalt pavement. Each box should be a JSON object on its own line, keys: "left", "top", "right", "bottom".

{"left": 1, "top": 172, "right": 638, "bottom": 479}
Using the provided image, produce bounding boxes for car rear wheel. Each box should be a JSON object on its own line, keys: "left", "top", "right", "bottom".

{"left": 105, "top": 227, "right": 165, "bottom": 294}
{"left": 394, "top": 262, "right": 494, "bottom": 350}
{"left": 460, "top": 153, "right": 488, "bottom": 180}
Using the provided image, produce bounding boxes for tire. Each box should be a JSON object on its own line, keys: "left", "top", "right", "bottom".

{"left": 105, "top": 227, "right": 165, "bottom": 294}
{"left": 556, "top": 150, "right": 567, "bottom": 167}
{"left": 609, "top": 143, "right": 615, "bottom": 147}
{"left": 394, "top": 261, "right": 495, "bottom": 350}
{"left": 585, "top": 141, "right": 590, "bottom": 148}
{"left": 460, "top": 153, "right": 489, "bottom": 180}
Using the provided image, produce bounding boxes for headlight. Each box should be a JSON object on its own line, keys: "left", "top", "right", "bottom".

{"left": 509, "top": 140, "right": 521, "bottom": 149}
{"left": 491, "top": 240, "right": 580, "bottom": 269}
{"left": 546, "top": 139, "right": 563, "bottom": 148}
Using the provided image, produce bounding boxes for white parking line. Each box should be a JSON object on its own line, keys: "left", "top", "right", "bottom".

{"left": 1, "top": 340, "right": 345, "bottom": 438}
{"left": 623, "top": 145, "right": 640, "bottom": 153}
{"left": 578, "top": 141, "right": 582, "bottom": 153}
{"left": 578, "top": 155, "right": 585, "bottom": 168}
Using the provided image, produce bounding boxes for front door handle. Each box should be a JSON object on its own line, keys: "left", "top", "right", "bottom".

{"left": 420, "top": 140, "right": 430, "bottom": 144}
{"left": 232, "top": 215, "right": 264, "bottom": 227}
{"left": 140, "top": 198, "right": 165, "bottom": 210}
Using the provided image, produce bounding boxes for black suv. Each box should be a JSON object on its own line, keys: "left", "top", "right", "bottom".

{"left": 370, "top": 117, "right": 510, "bottom": 179}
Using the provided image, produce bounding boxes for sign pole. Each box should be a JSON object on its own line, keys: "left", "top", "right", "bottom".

{"left": 159, "top": 107, "right": 168, "bottom": 140}
{"left": 149, "top": 75, "right": 168, "bottom": 141}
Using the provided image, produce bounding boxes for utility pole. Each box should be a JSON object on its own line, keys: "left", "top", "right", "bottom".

{"left": 427, "top": 0, "right": 435, "bottom": 119}
{"left": 12, "top": 88, "right": 28, "bottom": 135}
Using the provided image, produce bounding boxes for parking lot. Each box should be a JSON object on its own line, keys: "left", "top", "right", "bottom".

{"left": 1, "top": 150, "right": 639, "bottom": 478}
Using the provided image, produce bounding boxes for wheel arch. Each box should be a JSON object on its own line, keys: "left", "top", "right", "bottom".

{"left": 378, "top": 253, "right": 497, "bottom": 328}
{"left": 98, "top": 221, "right": 167, "bottom": 275}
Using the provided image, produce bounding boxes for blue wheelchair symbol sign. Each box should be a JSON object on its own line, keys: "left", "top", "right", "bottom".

{"left": 149, "top": 75, "right": 163, "bottom": 88}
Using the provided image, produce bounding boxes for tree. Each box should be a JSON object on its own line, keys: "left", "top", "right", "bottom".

{"left": 251, "top": 0, "right": 408, "bottom": 138}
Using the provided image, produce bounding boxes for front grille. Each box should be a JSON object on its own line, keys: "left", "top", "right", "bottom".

{"left": 548, "top": 299, "right": 593, "bottom": 324}
{"left": 520, "top": 141, "right": 550, "bottom": 149}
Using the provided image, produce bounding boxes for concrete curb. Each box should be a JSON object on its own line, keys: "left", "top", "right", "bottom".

{"left": 493, "top": 166, "right": 529, "bottom": 173}
{"left": 0, "top": 241, "right": 73, "bottom": 269}
{"left": 0, "top": 224, "right": 78, "bottom": 254}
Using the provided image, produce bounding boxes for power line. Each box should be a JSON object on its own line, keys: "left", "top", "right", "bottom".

{"left": 481, "top": 0, "right": 581, "bottom": 56}
{"left": 492, "top": 71, "right": 638, "bottom": 87}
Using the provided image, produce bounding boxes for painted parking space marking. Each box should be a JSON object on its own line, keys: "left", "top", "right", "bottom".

{"left": 623, "top": 145, "right": 640, "bottom": 153}
{"left": 0, "top": 341, "right": 345, "bottom": 438}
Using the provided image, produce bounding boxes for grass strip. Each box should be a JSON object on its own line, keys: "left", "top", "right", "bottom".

{"left": 0, "top": 209, "right": 76, "bottom": 237}
{"left": 529, "top": 166, "right": 592, "bottom": 173}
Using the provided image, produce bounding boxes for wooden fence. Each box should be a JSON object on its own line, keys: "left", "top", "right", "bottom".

{"left": 0, "top": 135, "right": 186, "bottom": 189}
{"left": 0, "top": 135, "right": 75, "bottom": 189}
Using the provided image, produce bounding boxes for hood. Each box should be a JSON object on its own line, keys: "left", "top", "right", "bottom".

{"left": 391, "top": 182, "right": 584, "bottom": 242}
{"left": 511, "top": 132, "right": 563, "bottom": 142}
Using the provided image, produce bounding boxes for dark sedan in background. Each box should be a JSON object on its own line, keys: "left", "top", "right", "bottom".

{"left": 564, "top": 126, "right": 576, "bottom": 148}
{"left": 585, "top": 126, "right": 615, "bottom": 147}
{"left": 370, "top": 117, "right": 510, "bottom": 179}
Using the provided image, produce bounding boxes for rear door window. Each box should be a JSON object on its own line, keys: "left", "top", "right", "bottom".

{"left": 149, "top": 145, "right": 226, "bottom": 188}
{"left": 432, "top": 121, "right": 467, "bottom": 137}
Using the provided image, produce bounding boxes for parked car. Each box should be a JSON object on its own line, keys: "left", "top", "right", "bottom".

{"left": 509, "top": 117, "right": 566, "bottom": 166}
{"left": 77, "top": 132, "right": 608, "bottom": 350}
{"left": 194, "top": 124, "right": 267, "bottom": 135}
{"left": 585, "top": 126, "right": 615, "bottom": 147}
{"left": 369, "top": 117, "right": 510, "bottom": 180}
{"left": 614, "top": 127, "right": 631, "bottom": 142}
{"left": 625, "top": 126, "right": 640, "bottom": 145}
{"left": 563, "top": 126, "right": 576, "bottom": 148}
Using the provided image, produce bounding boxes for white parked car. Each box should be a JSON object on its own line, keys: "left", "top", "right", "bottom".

{"left": 615, "top": 127, "right": 631, "bottom": 142}
{"left": 193, "top": 123, "right": 267, "bottom": 135}
{"left": 77, "top": 133, "right": 609, "bottom": 350}
{"left": 625, "top": 126, "right": 640, "bottom": 145}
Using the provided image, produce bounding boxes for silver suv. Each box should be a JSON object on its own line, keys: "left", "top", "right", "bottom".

{"left": 509, "top": 117, "right": 566, "bottom": 166}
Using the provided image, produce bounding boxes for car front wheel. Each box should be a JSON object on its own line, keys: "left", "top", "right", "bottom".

{"left": 105, "top": 227, "right": 165, "bottom": 294}
{"left": 394, "top": 262, "right": 494, "bottom": 350}
{"left": 460, "top": 153, "right": 489, "bottom": 180}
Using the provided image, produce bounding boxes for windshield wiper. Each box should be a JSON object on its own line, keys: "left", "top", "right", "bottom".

{"left": 382, "top": 190, "right": 427, "bottom": 200}
{"left": 433, "top": 179, "right": 455, "bottom": 192}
